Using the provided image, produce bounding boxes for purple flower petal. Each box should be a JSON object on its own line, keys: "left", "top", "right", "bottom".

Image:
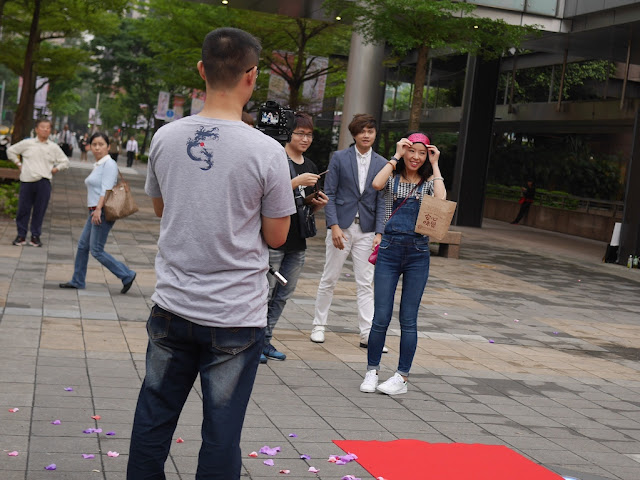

{"left": 107, "top": 451, "right": 119, "bottom": 457}
{"left": 94, "top": 428, "right": 102, "bottom": 433}
{"left": 45, "top": 464, "right": 57, "bottom": 470}
{"left": 288, "top": 433, "right": 298, "bottom": 437}
{"left": 82, "top": 454, "right": 95, "bottom": 459}
{"left": 83, "top": 428, "right": 95, "bottom": 434}
{"left": 106, "top": 431, "right": 116, "bottom": 436}
{"left": 264, "top": 459, "right": 275, "bottom": 466}
{"left": 342, "top": 476, "right": 362, "bottom": 480}
{"left": 64, "top": 387, "right": 73, "bottom": 391}
{"left": 340, "top": 453, "right": 358, "bottom": 462}
{"left": 489, "top": 339, "right": 495, "bottom": 343}
{"left": 300, "top": 454, "right": 311, "bottom": 460}
{"left": 336, "top": 460, "right": 347, "bottom": 465}
{"left": 51, "top": 420, "right": 61, "bottom": 425}
{"left": 7, "top": 451, "right": 19, "bottom": 456}
{"left": 309, "top": 466, "right": 319, "bottom": 473}
{"left": 259, "top": 445, "right": 281, "bottom": 456}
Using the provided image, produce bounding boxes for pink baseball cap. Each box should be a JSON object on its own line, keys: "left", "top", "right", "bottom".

{"left": 407, "top": 133, "right": 430, "bottom": 146}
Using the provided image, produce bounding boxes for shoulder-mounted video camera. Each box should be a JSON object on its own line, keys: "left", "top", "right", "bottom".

{"left": 256, "top": 100, "right": 295, "bottom": 144}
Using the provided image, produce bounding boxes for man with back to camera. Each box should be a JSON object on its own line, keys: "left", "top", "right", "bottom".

{"left": 126, "top": 28, "right": 295, "bottom": 480}
{"left": 261, "top": 112, "right": 329, "bottom": 363}
{"left": 310, "top": 114, "right": 389, "bottom": 351}
{"left": 7, "top": 118, "right": 69, "bottom": 247}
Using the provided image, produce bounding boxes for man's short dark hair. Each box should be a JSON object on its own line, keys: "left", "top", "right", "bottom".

{"left": 35, "top": 118, "right": 51, "bottom": 128}
{"left": 201, "top": 28, "right": 261, "bottom": 90}
{"left": 348, "top": 114, "right": 376, "bottom": 137}
{"left": 293, "top": 112, "right": 313, "bottom": 131}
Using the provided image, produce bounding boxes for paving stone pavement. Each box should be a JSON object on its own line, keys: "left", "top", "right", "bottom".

{"left": 1, "top": 158, "right": 639, "bottom": 480}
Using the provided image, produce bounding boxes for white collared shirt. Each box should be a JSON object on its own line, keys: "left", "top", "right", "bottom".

{"left": 7, "top": 137, "right": 70, "bottom": 182}
{"left": 126, "top": 139, "right": 138, "bottom": 153}
{"left": 356, "top": 147, "right": 372, "bottom": 194}
{"left": 93, "top": 154, "right": 111, "bottom": 168}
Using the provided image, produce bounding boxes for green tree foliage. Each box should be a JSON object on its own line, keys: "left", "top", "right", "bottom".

{"left": 91, "top": 16, "right": 169, "bottom": 152}
{"left": 136, "top": 0, "right": 351, "bottom": 111}
{"left": 325, "top": 0, "right": 537, "bottom": 129}
{"left": 500, "top": 60, "right": 615, "bottom": 104}
{"left": 238, "top": 15, "right": 351, "bottom": 110}
{"left": 0, "top": 0, "right": 129, "bottom": 140}
{"left": 488, "top": 134, "right": 622, "bottom": 200}
{"left": 135, "top": 0, "right": 238, "bottom": 90}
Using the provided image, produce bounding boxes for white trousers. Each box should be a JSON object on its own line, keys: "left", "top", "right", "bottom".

{"left": 313, "top": 221, "right": 375, "bottom": 342}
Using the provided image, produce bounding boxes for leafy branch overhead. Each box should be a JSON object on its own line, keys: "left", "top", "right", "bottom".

{"left": 324, "top": 0, "right": 538, "bottom": 129}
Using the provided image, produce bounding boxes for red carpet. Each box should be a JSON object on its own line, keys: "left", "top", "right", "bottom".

{"left": 333, "top": 440, "right": 564, "bottom": 480}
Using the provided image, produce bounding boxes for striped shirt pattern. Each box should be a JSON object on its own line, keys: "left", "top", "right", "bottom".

{"left": 383, "top": 174, "right": 435, "bottom": 223}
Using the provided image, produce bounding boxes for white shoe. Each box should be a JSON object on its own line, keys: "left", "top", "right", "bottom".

{"left": 360, "top": 370, "right": 378, "bottom": 393}
{"left": 376, "top": 373, "right": 407, "bottom": 395}
{"left": 359, "top": 341, "right": 389, "bottom": 353}
{"left": 310, "top": 326, "right": 325, "bottom": 343}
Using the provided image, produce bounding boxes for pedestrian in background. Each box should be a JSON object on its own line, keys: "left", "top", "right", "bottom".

{"left": 360, "top": 132, "right": 445, "bottom": 396}
{"left": 58, "top": 132, "right": 137, "bottom": 293}
{"left": 7, "top": 118, "right": 69, "bottom": 247}
{"left": 108, "top": 132, "right": 121, "bottom": 162}
{"left": 127, "top": 27, "right": 294, "bottom": 480}
{"left": 79, "top": 133, "right": 90, "bottom": 162}
{"left": 58, "top": 124, "right": 73, "bottom": 157}
{"left": 125, "top": 135, "right": 138, "bottom": 167}
{"left": 511, "top": 179, "right": 536, "bottom": 224}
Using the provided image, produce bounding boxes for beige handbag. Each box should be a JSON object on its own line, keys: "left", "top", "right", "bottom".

{"left": 414, "top": 194, "right": 457, "bottom": 241}
{"left": 104, "top": 170, "right": 139, "bottom": 222}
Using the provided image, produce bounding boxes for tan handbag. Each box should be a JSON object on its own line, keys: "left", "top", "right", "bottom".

{"left": 414, "top": 194, "right": 457, "bottom": 241}
{"left": 104, "top": 170, "right": 139, "bottom": 222}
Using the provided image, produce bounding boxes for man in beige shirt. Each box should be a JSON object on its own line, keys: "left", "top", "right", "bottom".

{"left": 7, "top": 118, "right": 69, "bottom": 247}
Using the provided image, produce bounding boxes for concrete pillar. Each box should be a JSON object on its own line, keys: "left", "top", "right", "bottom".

{"left": 338, "top": 32, "right": 386, "bottom": 150}
{"left": 451, "top": 55, "right": 501, "bottom": 227}
{"left": 618, "top": 107, "right": 640, "bottom": 263}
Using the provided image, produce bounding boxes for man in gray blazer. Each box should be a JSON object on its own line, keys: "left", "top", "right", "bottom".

{"left": 311, "top": 114, "right": 388, "bottom": 349}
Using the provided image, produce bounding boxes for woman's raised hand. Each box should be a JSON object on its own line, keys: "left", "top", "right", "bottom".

{"left": 427, "top": 144, "right": 440, "bottom": 165}
{"left": 394, "top": 138, "right": 413, "bottom": 159}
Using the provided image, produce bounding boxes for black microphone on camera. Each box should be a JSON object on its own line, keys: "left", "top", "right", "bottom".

{"left": 268, "top": 266, "right": 287, "bottom": 286}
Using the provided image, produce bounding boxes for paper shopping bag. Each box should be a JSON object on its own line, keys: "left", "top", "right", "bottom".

{"left": 414, "top": 195, "right": 457, "bottom": 241}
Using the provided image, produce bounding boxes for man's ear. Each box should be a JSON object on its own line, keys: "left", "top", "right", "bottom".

{"left": 197, "top": 61, "right": 206, "bottom": 81}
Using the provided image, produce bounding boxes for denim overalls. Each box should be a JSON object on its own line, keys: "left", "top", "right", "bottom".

{"left": 367, "top": 175, "right": 432, "bottom": 376}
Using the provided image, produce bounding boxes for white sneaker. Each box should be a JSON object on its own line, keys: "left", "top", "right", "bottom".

{"left": 360, "top": 370, "right": 378, "bottom": 393}
{"left": 376, "top": 373, "right": 407, "bottom": 395}
{"left": 310, "top": 326, "right": 325, "bottom": 343}
{"left": 359, "top": 341, "right": 389, "bottom": 353}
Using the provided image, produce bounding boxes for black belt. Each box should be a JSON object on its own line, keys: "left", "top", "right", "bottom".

{"left": 89, "top": 207, "right": 97, "bottom": 212}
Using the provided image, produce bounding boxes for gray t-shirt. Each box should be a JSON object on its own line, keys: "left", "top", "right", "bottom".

{"left": 145, "top": 116, "right": 295, "bottom": 328}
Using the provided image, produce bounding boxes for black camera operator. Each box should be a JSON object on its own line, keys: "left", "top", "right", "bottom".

{"left": 257, "top": 110, "right": 328, "bottom": 364}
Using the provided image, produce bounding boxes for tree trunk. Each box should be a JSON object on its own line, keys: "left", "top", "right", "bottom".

{"left": 13, "top": 0, "right": 42, "bottom": 141}
{"left": 408, "top": 44, "right": 430, "bottom": 131}
{"left": 288, "top": 83, "right": 301, "bottom": 110}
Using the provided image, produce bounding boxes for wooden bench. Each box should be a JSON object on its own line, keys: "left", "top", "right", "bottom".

{"left": 433, "top": 231, "right": 462, "bottom": 259}
{"left": 0, "top": 167, "right": 20, "bottom": 180}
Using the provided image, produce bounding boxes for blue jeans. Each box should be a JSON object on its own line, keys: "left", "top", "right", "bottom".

{"left": 127, "top": 305, "right": 264, "bottom": 480}
{"left": 367, "top": 234, "right": 430, "bottom": 376}
{"left": 265, "top": 248, "right": 306, "bottom": 346}
{"left": 68, "top": 212, "right": 136, "bottom": 288}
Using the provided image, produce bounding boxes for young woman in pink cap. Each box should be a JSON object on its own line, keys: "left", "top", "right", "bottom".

{"left": 359, "top": 131, "right": 446, "bottom": 395}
